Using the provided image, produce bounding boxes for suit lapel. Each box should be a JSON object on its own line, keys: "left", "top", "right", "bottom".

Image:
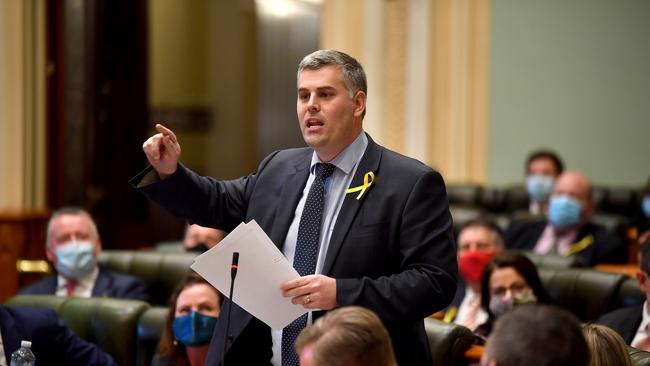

{"left": 322, "top": 136, "right": 382, "bottom": 275}
{"left": 91, "top": 269, "right": 110, "bottom": 297}
{"left": 0, "top": 307, "right": 22, "bottom": 360}
{"left": 268, "top": 157, "right": 310, "bottom": 249}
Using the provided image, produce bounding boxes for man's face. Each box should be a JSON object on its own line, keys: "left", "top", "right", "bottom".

{"left": 297, "top": 66, "right": 365, "bottom": 162}
{"left": 551, "top": 172, "right": 593, "bottom": 220}
{"left": 45, "top": 214, "right": 101, "bottom": 263}
{"left": 457, "top": 226, "right": 501, "bottom": 257}
{"left": 527, "top": 157, "right": 559, "bottom": 177}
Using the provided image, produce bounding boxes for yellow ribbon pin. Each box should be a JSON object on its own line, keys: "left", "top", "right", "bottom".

{"left": 345, "top": 171, "right": 375, "bottom": 200}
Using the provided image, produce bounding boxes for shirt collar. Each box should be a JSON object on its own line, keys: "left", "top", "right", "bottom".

{"left": 640, "top": 301, "right": 650, "bottom": 333}
{"left": 57, "top": 265, "right": 99, "bottom": 292}
{"left": 309, "top": 131, "right": 368, "bottom": 175}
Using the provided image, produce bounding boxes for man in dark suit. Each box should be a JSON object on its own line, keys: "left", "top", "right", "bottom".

{"left": 19, "top": 207, "right": 149, "bottom": 301}
{"left": 599, "top": 236, "right": 650, "bottom": 349}
{"left": 505, "top": 171, "right": 626, "bottom": 266}
{"left": 0, "top": 305, "right": 117, "bottom": 365}
{"left": 444, "top": 219, "right": 505, "bottom": 330}
{"left": 131, "top": 50, "right": 457, "bottom": 366}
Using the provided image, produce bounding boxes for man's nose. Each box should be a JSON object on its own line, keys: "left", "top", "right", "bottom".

{"left": 308, "top": 96, "right": 319, "bottom": 112}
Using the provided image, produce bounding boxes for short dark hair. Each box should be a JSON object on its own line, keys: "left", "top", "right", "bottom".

{"left": 480, "top": 252, "right": 551, "bottom": 318}
{"left": 525, "top": 150, "right": 564, "bottom": 176}
{"left": 297, "top": 49, "right": 367, "bottom": 118}
{"left": 485, "top": 304, "right": 590, "bottom": 366}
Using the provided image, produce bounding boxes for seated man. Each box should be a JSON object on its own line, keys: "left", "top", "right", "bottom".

{"left": 182, "top": 223, "right": 226, "bottom": 253}
{"left": 505, "top": 170, "right": 626, "bottom": 266}
{"left": 481, "top": 304, "right": 589, "bottom": 366}
{"left": 524, "top": 150, "right": 564, "bottom": 215}
{"left": 20, "top": 207, "right": 149, "bottom": 301}
{"left": 444, "top": 219, "right": 505, "bottom": 330}
{"left": 295, "top": 306, "right": 397, "bottom": 366}
{"left": 0, "top": 305, "right": 117, "bottom": 365}
{"left": 598, "top": 236, "right": 650, "bottom": 350}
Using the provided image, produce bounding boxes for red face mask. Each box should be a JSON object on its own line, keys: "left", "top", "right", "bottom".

{"left": 458, "top": 251, "right": 495, "bottom": 284}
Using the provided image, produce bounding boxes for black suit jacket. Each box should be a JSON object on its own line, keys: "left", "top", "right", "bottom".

{"left": 19, "top": 267, "right": 150, "bottom": 302}
{"left": 505, "top": 219, "right": 627, "bottom": 266}
{"left": 131, "top": 134, "right": 458, "bottom": 366}
{"left": 598, "top": 305, "right": 644, "bottom": 344}
{"left": 0, "top": 305, "right": 117, "bottom": 365}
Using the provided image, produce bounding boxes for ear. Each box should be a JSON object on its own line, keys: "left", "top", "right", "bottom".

{"left": 94, "top": 238, "right": 103, "bottom": 257}
{"left": 45, "top": 244, "right": 56, "bottom": 263}
{"left": 637, "top": 271, "right": 647, "bottom": 291}
{"left": 352, "top": 90, "right": 366, "bottom": 118}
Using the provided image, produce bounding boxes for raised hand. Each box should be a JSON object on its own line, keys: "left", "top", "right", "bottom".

{"left": 142, "top": 123, "right": 181, "bottom": 179}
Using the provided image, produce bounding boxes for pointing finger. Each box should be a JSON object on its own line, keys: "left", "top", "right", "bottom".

{"left": 155, "top": 123, "right": 178, "bottom": 144}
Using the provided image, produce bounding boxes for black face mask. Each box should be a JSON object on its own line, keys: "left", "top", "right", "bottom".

{"left": 187, "top": 242, "right": 210, "bottom": 253}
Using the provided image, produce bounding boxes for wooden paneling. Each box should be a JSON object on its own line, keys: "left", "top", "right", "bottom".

{"left": 0, "top": 211, "right": 49, "bottom": 302}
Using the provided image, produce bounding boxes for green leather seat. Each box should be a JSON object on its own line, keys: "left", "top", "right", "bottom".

{"left": 5, "top": 294, "right": 150, "bottom": 366}
{"left": 425, "top": 317, "right": 475, "bottom": 366}
{"left": 136, "top": 306, "right": 169, "bottom": 366}
{"left": 97, "top": 250, "right": 196, "bottom": 305}
{"left": 539, "top": 268, "right": 627, "bottom": 322}
{"left": 519, "top": 250, "right": 587, "bottom": 269}
{"left": 630, "top": 347, "right": 650, "bottom": 366}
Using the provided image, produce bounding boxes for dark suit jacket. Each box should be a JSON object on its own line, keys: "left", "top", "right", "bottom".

{"left": 505, "top": 219, "right": 627, "bottom": 266}
{"left": 19, "top": 267, "right": 150, "bottom": 302}
{"left": 598, "top": 305, "right": 644, "bottom": 344}
{"left": 0, "top": 305, "right": 117, "bottom": 365}
{"left": 131, "top": 134, "right": 458, "bottom": 366}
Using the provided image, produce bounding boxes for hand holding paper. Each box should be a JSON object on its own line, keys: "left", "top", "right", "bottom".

{"left": 190, "top": 220, "right": 308, "bottom": 329}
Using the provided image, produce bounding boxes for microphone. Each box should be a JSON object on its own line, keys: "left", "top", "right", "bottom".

{"left": 222, "top": 252, "right": 239, "bottom": 366}
{"left": 231, "top": 252, "right": 239, "bottom": 280}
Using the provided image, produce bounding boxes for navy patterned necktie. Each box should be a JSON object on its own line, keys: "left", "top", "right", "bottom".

{"left": 281, "top": 162, "right": 336, "bottom": 365}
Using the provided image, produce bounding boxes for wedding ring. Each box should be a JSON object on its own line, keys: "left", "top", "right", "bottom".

{"left": 306, "top": 295, "right": 311, "bottom": 304}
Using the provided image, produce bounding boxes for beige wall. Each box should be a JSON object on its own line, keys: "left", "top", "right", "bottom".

{"left": 0, "top": 0, "right": 46, "bottom": 210}
{"left": 320, "top": 0, "right": 489, "bottom": 184}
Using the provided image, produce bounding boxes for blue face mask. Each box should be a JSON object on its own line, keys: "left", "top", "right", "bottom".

{"left": 55, "top": 241, "right": 95, "bottom": 280}
{"left": 526, "top": 175, "right": 554, "bottom": 203}
{"left": 643, "top": 196, "right": 650, "bottom": 219}
{"left": 548, "top": 195, "right": 583, "bottom": 230}
{"left": 173, "top": 311, "right": 218, "bottom": 346}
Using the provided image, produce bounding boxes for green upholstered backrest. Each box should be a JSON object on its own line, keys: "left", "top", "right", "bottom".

{"left": 539, "top": 268, "right": 626, "bottom": 322}
{"left": 5, "top": 294, "right": 150, "bottom": 366}
{"left": 97, "top": 250, "right": 196, "bottom": 306}
{"left": 425, "top": 317, "right": 475, "bottom": 366}
{"left": 630, "top": 347, "right": 650, "bottom": 366}
{"left": 136, "top": 306, "right": 169, "bottom": 366}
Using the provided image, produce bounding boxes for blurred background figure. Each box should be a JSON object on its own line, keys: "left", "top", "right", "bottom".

{"left": 582, "top": 323, "right": 632, "bottom": 366}
{"left": 153, "top": 272, "right": 222, "bottom": 366}
{"left": 19, "top": 207, "right": 149, "bottom": 301}
{"left": 524, "top": 150, "right": 564, "bottom": 215}
{"left": 445, "top": 219, "right": 505, "bottom": 330}
{"left": 633, "top": 178, "right": 650, "bottom": 240}
{"left": 481, "top": 304, "right": 589, "bottom": 366}
{"left": 0, "top": 304, "right": 118, "bottom": 365}
{"left": 506, "top": 170, "right": 626, "bottom": 266}
{"left": 598, "top": 236, "right": 650, "bottom": 350}
{"left": 475, "top": 252, "right": 550, "bottom": 341}
{"left": 182, "top": 224, "right": 226, "bottom": 253}
{"left": 295, "top": 306, "right": 397, "bottom": 366}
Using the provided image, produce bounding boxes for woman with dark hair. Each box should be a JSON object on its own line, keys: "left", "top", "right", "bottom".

{"left": 152, "top": 272, "right": 223, "bottom": 366}
{"left": 475, "top": 252, "right": 550, "bottom": 341}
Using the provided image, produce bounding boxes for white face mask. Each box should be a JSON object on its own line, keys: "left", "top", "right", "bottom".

{"left": 489, "top": 289, "right": 538, "bottom": 318}
{"left": 55, "top": 241, "right": 95, "bottom": 279}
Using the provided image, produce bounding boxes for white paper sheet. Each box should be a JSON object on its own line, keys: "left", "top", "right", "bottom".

{"left": 190, "top": 220, "right": 306, "bottom": 329}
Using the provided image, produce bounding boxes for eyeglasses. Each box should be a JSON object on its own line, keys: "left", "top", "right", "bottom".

{"left": 491, "top": 282, "right": 530, "bottom": 298}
